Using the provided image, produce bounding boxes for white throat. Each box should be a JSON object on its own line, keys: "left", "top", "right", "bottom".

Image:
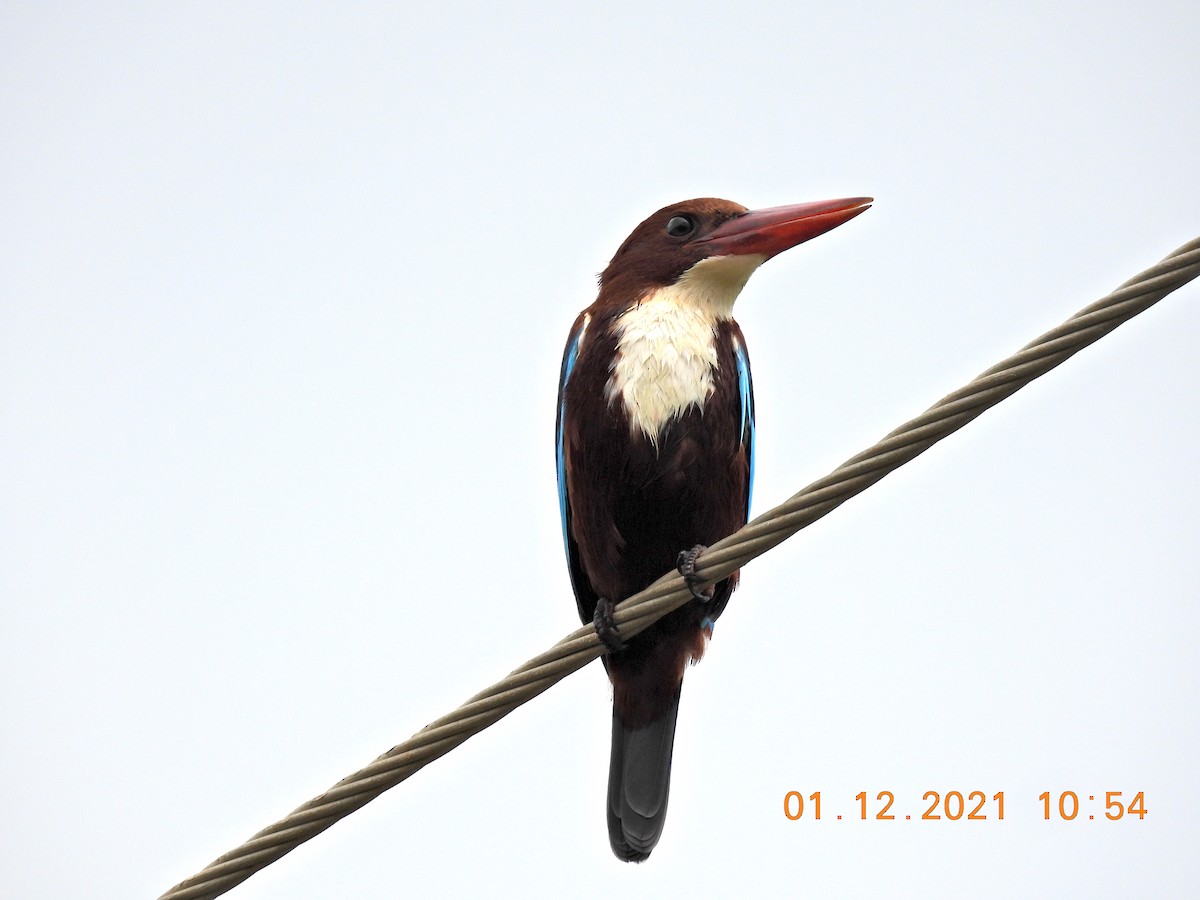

{"left": 605, "top": 253, "right": 764, "bottom": 444}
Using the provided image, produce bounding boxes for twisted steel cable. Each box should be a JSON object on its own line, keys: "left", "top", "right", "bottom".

{"left": 160, "top": 237, "right": 1199, "bottom": 900}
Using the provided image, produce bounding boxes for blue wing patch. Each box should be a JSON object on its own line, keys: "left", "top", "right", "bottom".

{"left": 733, "top": 335, "right": 755, "bottom": 519}
{"left": 704, "top": 335, "right": 754, "bottom": 636}
{"left": 556, "top": 316, "right": 587, "bottom": 561}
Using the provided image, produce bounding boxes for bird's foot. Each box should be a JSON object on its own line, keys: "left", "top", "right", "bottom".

{"left": 677, "top": 544, "right": 714, "bottom": 602}
{"left": 593, "top": 596, "right": 626, "bottom": 654}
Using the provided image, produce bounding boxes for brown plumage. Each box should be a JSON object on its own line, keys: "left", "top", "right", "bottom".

{"left": 556, "top": 195, "right": 870, "bottom": 861}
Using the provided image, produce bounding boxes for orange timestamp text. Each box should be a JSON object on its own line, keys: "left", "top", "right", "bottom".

{"left": 783, "top": 790, "right": 1147, "bottom": 822}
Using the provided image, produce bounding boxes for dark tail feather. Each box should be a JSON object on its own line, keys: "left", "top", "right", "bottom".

{"left": 606, "top": 691, "right": 681, "bottom": 862}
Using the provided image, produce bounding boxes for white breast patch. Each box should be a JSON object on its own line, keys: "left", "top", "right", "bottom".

{"left": 606, "top": 296, "right": 719, "bottom": 444}
{"left": 604, "top": 252, "right": 764, "bottom": 445}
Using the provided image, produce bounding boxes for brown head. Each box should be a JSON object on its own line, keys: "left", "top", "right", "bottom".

{"left": 597, "top": 196, "right": 872, "bottom": 306}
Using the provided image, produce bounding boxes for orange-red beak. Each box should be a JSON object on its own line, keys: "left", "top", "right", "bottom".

{"left": 696, "top": 197, "right": 872, "bottom": 259}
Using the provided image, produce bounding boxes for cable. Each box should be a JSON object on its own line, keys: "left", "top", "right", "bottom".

{"left": 159, "top": 237, "right": 1200, "bottom": 899}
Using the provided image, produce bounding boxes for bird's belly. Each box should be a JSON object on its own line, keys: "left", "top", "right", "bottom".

{"left": 608, "top": 414, "right": 741, "bottom": 597}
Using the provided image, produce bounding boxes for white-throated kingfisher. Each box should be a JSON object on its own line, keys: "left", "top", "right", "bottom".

{"left": 555, "top": 196, "right": 871, "bottom": 861}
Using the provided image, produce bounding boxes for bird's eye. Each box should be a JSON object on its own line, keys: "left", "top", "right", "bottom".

{"left": 666, "top": 215, "right": 696, "bottom": 238}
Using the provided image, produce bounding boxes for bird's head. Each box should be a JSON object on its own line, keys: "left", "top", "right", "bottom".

{"left": 598, "top": 196, "right": 871, "bottom": 318}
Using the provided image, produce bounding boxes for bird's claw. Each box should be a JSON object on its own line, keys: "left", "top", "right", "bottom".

{"left": 593, "top": 596, "right": 626, "bottom": 654}
{"left": 677, "top": 544, "right": 715, "bottom": 602}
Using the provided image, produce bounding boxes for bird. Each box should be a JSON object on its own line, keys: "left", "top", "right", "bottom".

{"left": 555, "top": 196, "right": 871, "bottom": 861}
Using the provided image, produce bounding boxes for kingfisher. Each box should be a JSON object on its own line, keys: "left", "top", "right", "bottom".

{"left": 555, "top": 196, "right": 871, "bottom": 861}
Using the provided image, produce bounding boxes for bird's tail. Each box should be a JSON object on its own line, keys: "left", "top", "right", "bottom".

{"left": 606, "top": 690, "right": 680, "bottom": 862}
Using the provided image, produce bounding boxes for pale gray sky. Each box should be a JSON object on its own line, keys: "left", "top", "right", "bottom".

{"left": 2, "top": 2, "right": 1197, "bottom": 898}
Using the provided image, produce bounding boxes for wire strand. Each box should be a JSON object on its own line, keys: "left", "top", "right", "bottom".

{"left": 159, "top": 237, "right": 1200, "bottom": 899}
